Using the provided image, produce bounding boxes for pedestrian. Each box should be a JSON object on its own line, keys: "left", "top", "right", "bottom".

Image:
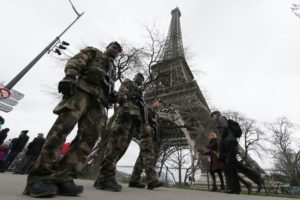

{"left": 23, "top": 41, "right": 122, "bottom": 198}
{"left": 0, "top": 130, "right": 29, "bottom": 172}
{"left": 0, "top": 143, "right": 9, "bottom": 167}
{"left": 0, "top": 115, "right": 4, "bottom": 129}
{"left": 60, "top": 142, "right": 71, "bottom": 159}
{"left": 0, "top": 128, "right": 9, "bottom": 146}
{"left": 15, "top": 133, "right": 45, "bottom": 174}
{"left": 128, "top": 98, "right": 163, "bottom": 189}
{"left": 201, "top": 131, "right": 225, "bottom": 192}
{"left": 211, "top": 111, "right": 240, "bottom": 194}
{"left": 94, "top": 73, "right": 151, "bottom": 192}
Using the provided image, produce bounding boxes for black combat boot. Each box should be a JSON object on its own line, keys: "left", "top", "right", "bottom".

{"left": 56, "top": 180, "right": 83, "bottom": 196}
{"left": 147, "top": 180, "right": 164, "bottom": 190}
{"left": 128, "top": 181, "right": 146, "bottom": 188}
{"left": 95, "top": 179, "right": 122, "bottom": 192}
{"left": 23, "top": 180, "right": 58, "bottom": 197}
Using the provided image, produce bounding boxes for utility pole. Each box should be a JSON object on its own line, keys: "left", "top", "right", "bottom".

{"left": 5, "top": 1, "right": 84, "bottom": 90}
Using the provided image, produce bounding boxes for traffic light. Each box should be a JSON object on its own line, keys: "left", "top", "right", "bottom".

{"left": 52, "top": 40, "right": 70, "bottom": 56}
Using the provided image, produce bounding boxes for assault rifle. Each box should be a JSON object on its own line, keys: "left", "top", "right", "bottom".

{"left": 105, "top": 58, "right": 118, "bottom": 109}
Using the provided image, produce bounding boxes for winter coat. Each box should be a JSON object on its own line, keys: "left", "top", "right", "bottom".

{"left": 60, "top": 143, "right": 71, "bottom": 156}
{"left": 0, "top": 144, "right": 9, "bottom": 160}
{"left": 205, "top": 138, "right": 222, "bottom": 172}
{"left": 217, "top": 115, "right": 237, "bottom": 141}
{"left": 26, "top": 137, "right": 45, "bottom": 155}
{"left": 0, "top": 129, "right": 9, "bottom": 145}
{"left": 11, "top": 133, "right": 29, "bottom": 152}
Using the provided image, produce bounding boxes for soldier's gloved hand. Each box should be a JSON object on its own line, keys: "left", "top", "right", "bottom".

{"left": 144, "top": 124, "right": 153, "bottom": 134}
{"left": 58, "top": 75, "right": 76, "bottom": 97}
{"left": 122, "top": 106, "right": 131, "bottom": 119}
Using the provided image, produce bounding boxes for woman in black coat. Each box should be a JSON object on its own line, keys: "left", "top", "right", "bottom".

{"left": 201, "top": 131, "right": 225, "bottom": 191}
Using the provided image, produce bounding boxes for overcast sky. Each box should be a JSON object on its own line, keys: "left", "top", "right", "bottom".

{"left": 1, "top": 0, "right": 300, "bottom": 169}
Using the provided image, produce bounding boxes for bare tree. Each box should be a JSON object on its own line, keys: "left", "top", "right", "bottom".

{"left": 291, "top": 3, "right": 300, "bottom": 17}
{"left": 164, "top": 146, "right": 190, "bottom": 185}
{"left": 114, "top": 41, "right": 143, "bottom": 83}
{"left": 183, "top": 158, "right": 201, "bottom": 185}
{"left": 265, "top": 117, "right": 300, "bottom": 186}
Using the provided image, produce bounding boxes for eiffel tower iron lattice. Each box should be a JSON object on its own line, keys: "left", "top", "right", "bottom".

{"left": 145, "top": 7, "right": 216, "bottom": 173}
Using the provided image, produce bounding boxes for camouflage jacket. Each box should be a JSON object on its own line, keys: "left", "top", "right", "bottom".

{"left": 64, "top": 47, "right": 116, "bottom": 105}
{"left": 118, "top": 79, "right": 143, "bottom": 119}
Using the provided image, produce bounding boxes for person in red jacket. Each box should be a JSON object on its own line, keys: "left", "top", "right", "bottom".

{"left": 60, "top": 143, "right": 71, "bottom": 158}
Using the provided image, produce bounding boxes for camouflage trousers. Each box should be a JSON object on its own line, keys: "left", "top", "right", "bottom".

{"left": 27, "top": 89, "right": 106, "bottom": 184}
{"left": 130, "top": 128, "right": 158, "bottom": 183}
{"left": 95, "top": 111, "right": 141, "bottom": 182}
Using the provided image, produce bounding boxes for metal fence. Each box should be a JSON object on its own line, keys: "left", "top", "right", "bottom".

{"left": 116, "top": 165, "right": 300, "bottom": 196}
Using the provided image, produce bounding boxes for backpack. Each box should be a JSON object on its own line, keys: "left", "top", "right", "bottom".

{"left": 227, "top": 119, "right": 242, "bottom": 138}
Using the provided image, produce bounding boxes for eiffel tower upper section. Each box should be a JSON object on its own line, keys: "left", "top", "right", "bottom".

{"left": 144, "top": 7, "right": 215, "bottom": 154}
{"left": 147, "top": 7, "right": 209, "bottom": 110}
{"left": 161, "top": 7, "right": 185, "bottom": 61}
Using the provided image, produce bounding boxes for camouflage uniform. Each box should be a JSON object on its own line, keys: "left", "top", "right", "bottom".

{"left": 130, "top": 106, "right": 159, "bottom": 183}
{"left": 95, "top": 78, "right": 143, "bottom": 182}
{"left": 27, "top": 47, "right": 116, "bottom": 184}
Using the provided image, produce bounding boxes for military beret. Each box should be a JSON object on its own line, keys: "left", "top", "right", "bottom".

{"left": 106, "top": 41, "right": 122, "bottom": 53}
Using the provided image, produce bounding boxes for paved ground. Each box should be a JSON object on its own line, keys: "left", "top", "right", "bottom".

{"left": 0, "top": 173, "right": 297, "bottom": 200}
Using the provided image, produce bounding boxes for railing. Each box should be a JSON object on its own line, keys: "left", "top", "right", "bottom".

{"left": 115, "top": 166, "right": 300, "bottom": 196}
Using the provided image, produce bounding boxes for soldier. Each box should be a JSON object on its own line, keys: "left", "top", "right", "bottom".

{"left": 94, "top": 73, "right": 148, "bottom": 192}
{"left": 129, "top": 98, "right": 163, "bottom": 189}
{"left": 24, "top": 41, "right": 122, "bottom": 198}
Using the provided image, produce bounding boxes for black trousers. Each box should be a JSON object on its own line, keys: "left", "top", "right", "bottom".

{"left": 15, "top": 154, "right": 39, "bottom": 174}
{"left": 210, "top": 170, "right": 225, "bottom": 189}
{"left": 223, "top": 141, "right": 241, "bottom": 193}
{"left": 0, "top": 151, "right": 19, "bottom": 172}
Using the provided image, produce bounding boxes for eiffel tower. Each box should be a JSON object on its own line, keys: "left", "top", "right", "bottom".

{"left": 145, "top": 7, "right": 217, "bottom": 168}
{"left": 146, "top": 8, "right": 266, "bottom": 177}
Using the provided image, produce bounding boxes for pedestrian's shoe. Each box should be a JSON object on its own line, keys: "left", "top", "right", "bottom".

{"left": 147, "top": 180, "right": 163, "bottom": 190}
{"left": 23, "top": 180, "right": 58, "bottom": 198}
{"left": 56, "top": 180, "right": 83, "bottom": 196}
{"left": 223, "top": 189, "right": 232, "bottom": 193}
{"left": 225, "top": 190, "right": 240, "bottom": 194}
{"left": 223, "top": 189, "right": 240, "bottom": 194}
{"left": 95, "top": 179, "right": 122, "bottom": 192}
{"left": 220, "top": 184, "right": 225, "bottom": 191}
{"left": 210, "top": 183, "right": 218, "bottom": 192}
{"left": 246, "top": 182, "right": 252, "bottom": 195}
{"left": 210, "top": 186, "right": 218, "bottom": 192}
{"left": 128, "top": 181, "right": 146, "bottom": 188}
{"left": 257, "top": 177, "right": 265, "bottom": 193}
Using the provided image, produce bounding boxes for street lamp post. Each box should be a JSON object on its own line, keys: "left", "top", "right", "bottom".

{"left": 5, "top": 12, "right": 84, "bottom": 90}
